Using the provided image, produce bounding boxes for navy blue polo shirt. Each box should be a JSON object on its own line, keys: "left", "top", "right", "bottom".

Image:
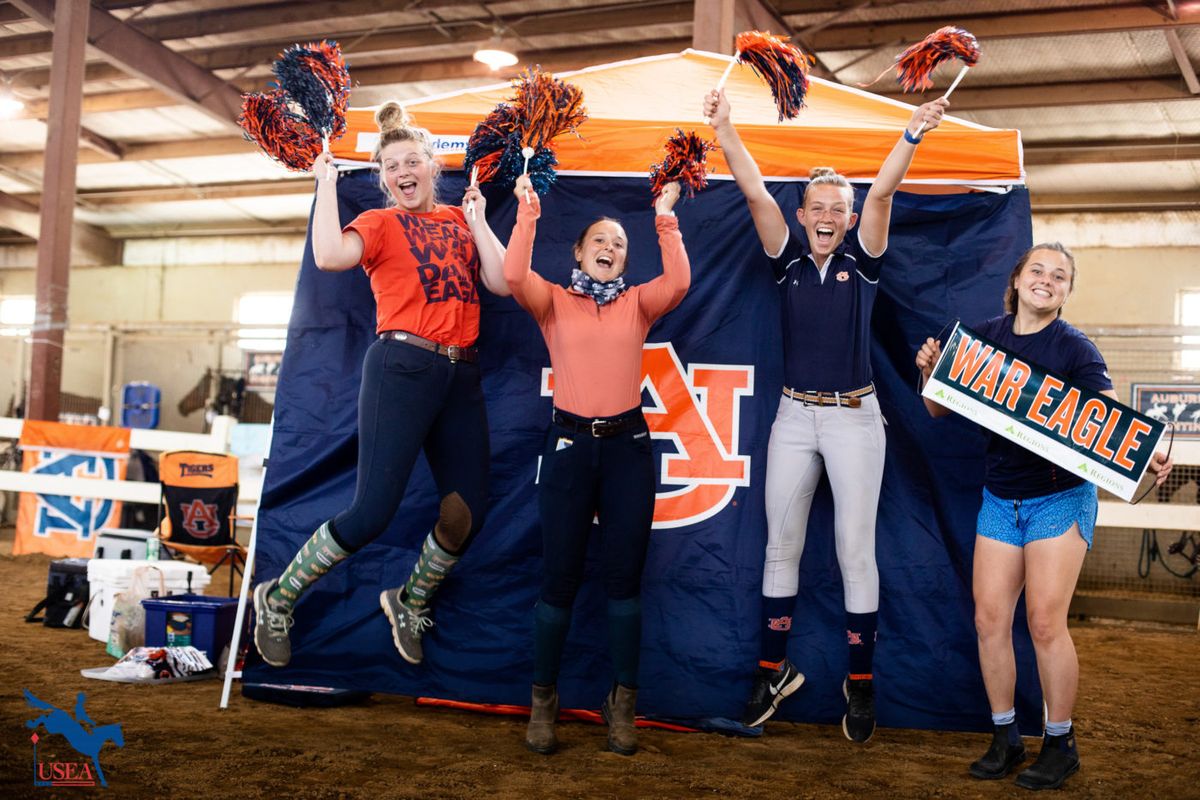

{"left": 975, "top": 315, "right": 1113, "bottom": 500}
{"left": 768, "top": 228, "right": 884, "bottom": 393}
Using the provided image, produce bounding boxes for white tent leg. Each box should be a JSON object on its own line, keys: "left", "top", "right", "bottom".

{"left": 219, "top": 424, "right": 271, "bottom": 709}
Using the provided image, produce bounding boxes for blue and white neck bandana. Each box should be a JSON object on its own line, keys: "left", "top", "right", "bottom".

{"left": 570, "top": 268, "right": 627, "bottom": 306}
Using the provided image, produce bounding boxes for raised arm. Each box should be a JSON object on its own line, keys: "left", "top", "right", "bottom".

{"left": 502, "top": 175, "right": 554, "bottom": 321}
{"left": 311, "top": 151, "right": 365, "bottom": 271}
{"left": 859, "top": 98, "right": 947, "bottom": 257}
{"left": 915, "top": 337, "right": 952, "bottom": 418}
{"left": 704, "top": 89, "right": 789, "bottom": 256}
{"left": 462, "top": 183, "right": 511, "bottom": 297}
{"left": 637, "top": 182, "right": 691, "bottom": 320}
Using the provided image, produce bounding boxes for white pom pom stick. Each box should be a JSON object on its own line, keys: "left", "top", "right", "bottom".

{"left": 915, "top": 64, "right": 969, "bottom": 137}
{"left": 322, "top": 136, "right": 335, "bottom": 182}
{"left": 703, "top": 56, "right": 739, "bottom": 125}
{"left": 521, "top": 146, "right": 534, "bottom": 204}
{"left": 467, "top": 165, "right": 478, "bottom": 221}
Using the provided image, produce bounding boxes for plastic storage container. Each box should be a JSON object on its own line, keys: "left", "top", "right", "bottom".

{"left": 142, "top": 594, "right": 239, "bottom": 666}
{"left": 121, "top": 382, "right": 161, "bottom": 429}
{"left": 86, "top": 559, "right": 210, "bottom": 642}
{"left": 93, "top": 528, "right": 157, "bottom": 560}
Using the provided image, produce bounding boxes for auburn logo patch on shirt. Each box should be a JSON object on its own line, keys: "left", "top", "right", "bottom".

{"left": 836, "top": 270, "right": 850, "bottom": 282}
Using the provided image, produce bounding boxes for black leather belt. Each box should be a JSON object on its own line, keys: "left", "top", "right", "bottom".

{"left": 379, "top": 330, "right": 477, "bottom": 363}
{"left": 783, "top": 383, "right": 874, "bottom": 408}
{"left": 552, "top": 408, "right": 644, "bottom": 438}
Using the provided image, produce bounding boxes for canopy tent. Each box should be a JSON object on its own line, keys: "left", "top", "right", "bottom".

{"left": 331, "top": 49, "right": 1023, "bottom": 186}
{"left": 250, "top": 49, "right": 1040, "bottom": 734}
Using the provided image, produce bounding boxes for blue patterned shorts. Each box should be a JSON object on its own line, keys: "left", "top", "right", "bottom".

{"left": 977, "top": 482, "right": 1098, "bottom": 550}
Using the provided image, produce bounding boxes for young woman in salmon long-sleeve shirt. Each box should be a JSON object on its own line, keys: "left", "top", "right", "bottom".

{"left": 504, "top": 174, "right": 687, "bottom": 757}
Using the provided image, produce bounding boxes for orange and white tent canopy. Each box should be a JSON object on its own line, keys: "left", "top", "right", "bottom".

{"left": 332, "top": 49, "right": 1023, "bottom": 187}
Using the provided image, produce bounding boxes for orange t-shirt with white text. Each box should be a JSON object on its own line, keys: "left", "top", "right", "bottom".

{"left": 346, "top": 204, "right": 481, "bottom": 347}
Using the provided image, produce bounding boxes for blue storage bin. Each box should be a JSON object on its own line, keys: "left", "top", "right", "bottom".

{"left": 141, "top": 594, "right": 238, "bottom": 665}
{"left": 121, "top": 382, "right": 161, "bottom": 429}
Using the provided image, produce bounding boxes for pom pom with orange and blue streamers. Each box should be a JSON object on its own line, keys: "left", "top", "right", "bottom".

{"left": 733, "top": 31, "right": 814, "bottom": 121}
{"left": 239, "top": 40, "right": 350, "bottom": 172}
{"left": 511, "top": 66, "right": 588, "bottom": 151}
{"left": 463, "top": 103, "right": 520, "bottom": 185}
{"left": 237, "top": 89, "right": 323, "bottom": 172}
{"left": 271, "top": 40, "right": 351, "bottom": 140}
{"left": 649, "top": 129, "right": 718, "bottom": 202}
{"left": 462, "top": 66, "right": 586, "bottom": 198}
{"left": 893, "top": 26, "right": 980, "bottom": 93}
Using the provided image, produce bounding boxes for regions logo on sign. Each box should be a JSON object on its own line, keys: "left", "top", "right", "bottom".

{"left": 542, "top": 342, "right": 753, "bottom": 528}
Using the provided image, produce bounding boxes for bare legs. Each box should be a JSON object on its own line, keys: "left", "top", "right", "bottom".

{"left": 972, "top": 526, "right": 1088, "bottom": 720}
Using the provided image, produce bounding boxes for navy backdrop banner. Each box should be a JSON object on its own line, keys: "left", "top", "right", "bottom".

{"left": 247, "top": 170, "right": 1039, "bottom": 734}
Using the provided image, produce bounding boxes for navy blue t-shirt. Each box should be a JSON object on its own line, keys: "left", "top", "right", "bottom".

{"left": 974, "top": 315, "right": 1113, "bottom": 499}
{"left": 767, "top": 228, "right": 884, "bottom": 393}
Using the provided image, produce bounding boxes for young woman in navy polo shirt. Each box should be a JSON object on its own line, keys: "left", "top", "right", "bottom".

{"left": 917, "top": 244, "right": 1173, "bottom": 790}
{"left": 703, "top": 88, "right": 948, "bottom": 742}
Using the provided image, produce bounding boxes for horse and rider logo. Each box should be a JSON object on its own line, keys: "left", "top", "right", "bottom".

{"left": 24, "top": 689, "right": 123, "bottom": 788}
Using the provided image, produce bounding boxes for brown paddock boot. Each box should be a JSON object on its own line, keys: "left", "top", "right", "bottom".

{"left": 601, "top": 684, "right": 638, "bottom": 756}
{"left": 525, "top": 684, "right": 559, "bottom": 755}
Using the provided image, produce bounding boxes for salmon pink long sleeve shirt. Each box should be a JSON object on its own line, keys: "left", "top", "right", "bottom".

{"left": 503, "top": 196, "right": 691, "bottom": 418}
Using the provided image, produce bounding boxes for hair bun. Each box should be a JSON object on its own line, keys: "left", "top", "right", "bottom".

{"left": 809, "top": 166, "right": 838, "bottom": 180}
{"left": 375, "top": 101, "right": 410, "bottom": 132}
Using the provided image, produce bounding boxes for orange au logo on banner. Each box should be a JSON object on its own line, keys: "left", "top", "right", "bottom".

{"left": 15, "top": 421, "right": 131, "bottom": 558}
{"left": 542, "top": 342, "right": 753, "bottom": 528}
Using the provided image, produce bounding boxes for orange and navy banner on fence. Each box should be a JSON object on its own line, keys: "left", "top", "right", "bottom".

{"left": 14, "top": 421, "right": 131, "bottom": 558}
{"left": 922, "top": 323, "right": 1165, "bottom": 502}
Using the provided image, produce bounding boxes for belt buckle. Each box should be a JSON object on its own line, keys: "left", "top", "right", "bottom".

{"left": 447, "top": 345, "right": 460, "bottom": 363}
{"left": 591, "top": 419, "right": 608, "bottom": 437}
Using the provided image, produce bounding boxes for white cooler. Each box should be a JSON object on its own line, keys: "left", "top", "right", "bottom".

{"left": 93, "top": 528, "right": 156, "bottom": 560}
{"left": 86, "top": 559, "right": 211, "bottom": 642}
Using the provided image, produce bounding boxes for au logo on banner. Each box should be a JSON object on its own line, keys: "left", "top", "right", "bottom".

{"left": 541, "top": 342, "right": 753, "bottom": 527}
{"left": 923, "top": 322, "right": 1164, "bottom": 501}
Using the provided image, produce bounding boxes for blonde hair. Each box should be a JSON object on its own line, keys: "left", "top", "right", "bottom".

{"left": 803, "top": 166, "right": 855, "bottom": 207}
{"left": 372, "top": 101, "right": 441, "bottom": 205}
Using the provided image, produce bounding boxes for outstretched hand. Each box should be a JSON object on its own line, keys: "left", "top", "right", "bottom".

{"left": 909, "top": 97, "right": 949, "bottom": 137}
{"left": 655, "top": 181, "right": 681, "bottom": 215}
{"left": 313, "top": 151, "right": 337, "bottom": 186}
{"left": 462, "top": 184, "right": 485, "bottom": 217}
{"left": 703, "top": 89, "right": 731, "bottom": 128}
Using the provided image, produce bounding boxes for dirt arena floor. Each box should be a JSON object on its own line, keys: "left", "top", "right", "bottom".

{"left": 2, "top": 538, "right": 1198, "bottom": 800}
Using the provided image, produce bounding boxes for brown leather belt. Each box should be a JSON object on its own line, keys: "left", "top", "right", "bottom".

{"left": 783, "top": 384, "right": 874, "bottom": 408}
{"left": 379, "top": 330, "right": 478, "bottom": 363}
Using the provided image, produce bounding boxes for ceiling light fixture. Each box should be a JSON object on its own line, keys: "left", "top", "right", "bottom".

{"left": 473, "top": 26, "right": 518, "bottom": 71}
{"left": 0, "top": 73, "right": 25, "bottom": 119}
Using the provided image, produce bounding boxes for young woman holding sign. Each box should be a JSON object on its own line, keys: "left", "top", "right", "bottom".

{"left": 916, "top": 243, "right": 1173, "bottom": 790}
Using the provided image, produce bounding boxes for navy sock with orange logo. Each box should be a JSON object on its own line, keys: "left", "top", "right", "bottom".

{"left": 760, "top": 595, "right": 795, "bottom": 667}
{"left": 846, "top": 610, "right": 878, "bottom": 679}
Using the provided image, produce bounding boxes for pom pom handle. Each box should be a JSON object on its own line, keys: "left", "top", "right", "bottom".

{"left": 913, "top": 64, "right": 969, "bottom": 137}
{"left": 467, "top": 165, "right": 478, "bottom": 221}
{"left": 703, "top": 57, "right": 739, "bottom": 124}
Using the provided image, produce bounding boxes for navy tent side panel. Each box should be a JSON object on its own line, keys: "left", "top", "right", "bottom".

{"left": 247, "top": 172, "right": 1038, "bottom": 734}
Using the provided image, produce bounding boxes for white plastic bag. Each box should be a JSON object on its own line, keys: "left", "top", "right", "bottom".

{"left": 106, "top": 566, "right": 165, "bottom": 658}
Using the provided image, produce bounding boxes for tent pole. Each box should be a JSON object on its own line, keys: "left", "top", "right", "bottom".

{"left": 219, "top": 421, "right": 272, "bottom": 709}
